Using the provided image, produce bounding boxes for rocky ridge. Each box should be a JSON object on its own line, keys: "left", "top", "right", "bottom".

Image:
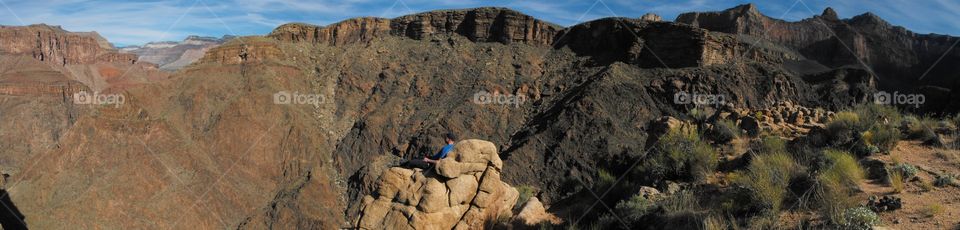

{"left": 676, "top": 4, "right": 960, "bottom": 112}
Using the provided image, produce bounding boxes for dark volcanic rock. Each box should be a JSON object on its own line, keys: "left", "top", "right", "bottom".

{"left": 676, "top": 4, "right": 960, "bottom": 112}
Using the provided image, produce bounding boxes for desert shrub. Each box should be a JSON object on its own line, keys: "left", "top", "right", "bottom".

{"left": 922, "top": 204, "right": 944, "bottom": 218}
{"left": 906, "top": 117, "right": 938, "bottom": 142}
{"left": 710, "top": 119, "right": 740, "bottom": 144}
{"left": 756, "top": 135, "right": 788, "bottom": 155}
{"left": 852, "top": 104, "right": 902, "bottom": 128}
{"left": 644, "top": 127, "right": 718, "bottom": 182}
{"left": 934, "top": 174, "right": 956, "bottom": 187}
{"left": 888, "top": 171, "right": 904, "bottom": 193}
{"left": 825, "top": 112, "right": 862, "bottom": 146}
{"left": 889, "top": 163, "right": 918, "bottom": 180}
{"left": 867, "top": 124, "right": 900, "bottom": 154}
{"left": 689, "top": 108, "right": 709, "bottom": 124}
{"left": 515, "top": 185, "right": 537, "bottom": 209}
{"left": 920, "top": 179, "right": 935, "bottom": 192}
{"left": 702, "top": 215, "right": 733, "bottom": 230}
{"left": 838, "top": 207, "right": 881, "bottom": 230}
{"left": 660, "top": 190, "right": 700, "bottom": 213}
{"left": 734, "top": 151, "right": 800, "bottom": 212}
{"left": 597, "top": 169, "right": 616, "bottom": 187}
{"left": 814, "top": 150, "right": 865, "bottom": 224}
{"left": 820, "top": 150, "right": 865, "bottom": 189}
{"left": 615, "top": 192, "right": 657, "bottom": 222}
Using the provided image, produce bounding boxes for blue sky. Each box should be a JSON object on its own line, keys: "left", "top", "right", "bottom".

{"left": 2, "top": 0, "right": 958, "bottom": 47}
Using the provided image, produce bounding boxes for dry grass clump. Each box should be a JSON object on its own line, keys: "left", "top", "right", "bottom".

{"left": 645, "top": 127, "right": 718, "bottom": 182}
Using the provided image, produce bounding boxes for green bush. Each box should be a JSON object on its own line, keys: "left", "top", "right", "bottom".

{"left": 934, "top": 174, "right": 956, "bottom": 187}
{"left": 734, "top": 151, "right": 799, "bottom": 212}
{"left": 866, "top": 124, "right": 900, "bottom": 154}
{"left": 825, "top": 112, "right": 861, "bottom": 146}
{"left": 615, "top": 192, "right": 657, "bottom": 221}
{"left": 820, "top": 149, "right": 865, "bottom": 189}
{"left": 756, "top": 135, "right": 788, "bottom": 155}
{"left": 814, "top": 150, "right": 864, "bottom": 224}
{"left": 852, "top": 104, "right": 902, "bottom": 129}
{"left": 838, "top": 207, "right": 881, "bottom": 230}
{"left": 644, "top": 127, "right": 718, "bottom": 182}
{"left": 889, "top": 163, "right": 918, "bottom": 180}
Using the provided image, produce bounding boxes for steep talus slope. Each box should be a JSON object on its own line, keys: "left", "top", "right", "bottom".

{"left": 676, "top": 4, "right": 960, "bottom": 112}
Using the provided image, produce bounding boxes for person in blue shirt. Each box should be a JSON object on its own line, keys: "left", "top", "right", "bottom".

{"left": 404, "top": 132, "right": 457, "bottom": 169}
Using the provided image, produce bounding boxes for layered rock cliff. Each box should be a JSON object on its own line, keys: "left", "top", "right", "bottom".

{"left": 268, "top": 7, "right": 560, "bottom": 46}
{"left": 0, "top": 24, "right": 136, "bottom": 65}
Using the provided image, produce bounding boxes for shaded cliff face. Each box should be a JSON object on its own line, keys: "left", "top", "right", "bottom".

{"left": 0, "top": 6, "right": 895, "bottom": 229}
{"left": 268, "top": 7, "right": 560, "bottom": 46}
{"left": 676, "top": 4, "right": 960, "bottom": 112}
{"left": 120, "top": 35, "right": 232, "bottom": 71}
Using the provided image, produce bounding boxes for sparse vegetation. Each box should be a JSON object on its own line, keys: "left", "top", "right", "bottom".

{"left": 838, "top": 207, "right": 881, "bottom": 230}
{"left": 644, "top": 127, "right": 718, "bottom": 182}
{"left": 867, "top": 124, "right": 900, "bottom": 153}
{"left": 889, "top": 163, "right": 918, "bottom": 180}
{"left": 820, "top": 150, "right": 865, "bottom": 189}
{"left": 934, "top": 174, "right": 956, "bottom": 187}
{"left": 515, "top": 185, "right": 537, "bottom": 209}
{"left": 888, "top": 170, "right": 905, "bottom": 193}
{"left": 734, "top": 146, "right": 800, "bottom": 212}
{"left": 813, "top": 149, "right": 864, "bottom": 225}
{"left": 921, "top": 204, "right": 944, "bottom": 218}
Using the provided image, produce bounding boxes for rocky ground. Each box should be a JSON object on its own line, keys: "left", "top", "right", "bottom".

{"left": 0, "top": 3, "right": 958, "bottom": 230}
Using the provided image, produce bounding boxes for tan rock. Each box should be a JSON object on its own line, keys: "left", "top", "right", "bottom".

{"left": 356, "top": 139, "right": 518, "bottom": 230}
{"left": 514, "top": 197, "right": 562, "bottom": 226}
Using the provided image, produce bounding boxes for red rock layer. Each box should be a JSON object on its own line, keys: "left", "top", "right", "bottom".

{"left": 0, "top": 24, "right": 137, "bottom": 65}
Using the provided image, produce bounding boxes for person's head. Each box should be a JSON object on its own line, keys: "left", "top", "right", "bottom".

{"left": 444, "top": 132, "right": 457, "bottom": 144}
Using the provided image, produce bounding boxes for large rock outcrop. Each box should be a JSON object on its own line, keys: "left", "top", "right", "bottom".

{"left": 269, "top": 7, "right": 560, "bottom": 46}
{"left": 355, "top": 140, "right": 518, "bottom": 229}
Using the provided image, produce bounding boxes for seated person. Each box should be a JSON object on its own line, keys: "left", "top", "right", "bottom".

{"left": 403, "top": 132, "right": 457, "bottom": 169}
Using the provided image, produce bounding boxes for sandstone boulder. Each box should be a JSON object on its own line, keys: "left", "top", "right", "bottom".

{"left": 513, "top": 197, "right": 562, "bottom": 226}
{"left": 356, "top": 139, "right": 519, "bottom": 230}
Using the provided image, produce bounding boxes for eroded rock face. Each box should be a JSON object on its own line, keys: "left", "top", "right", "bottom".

{"left": 355, "top": 139, "right": 518, "bottom": 229}
{"left": 198, "top": 38, "right": 283, "bottom": 65}
{"left": 0, "top": 24, "right": 136, "bottom": 65}
{"left": 676, "top": 4, "right": 960, "bottom": 112}
{"left": 269, "top": 8, "right": 561, "bottom": 46}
